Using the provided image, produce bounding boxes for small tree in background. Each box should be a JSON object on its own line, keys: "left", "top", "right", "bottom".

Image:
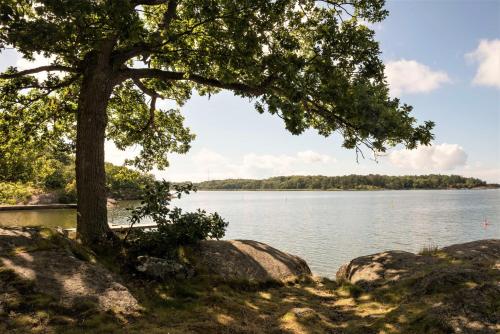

{"left": 0, "top": 0, "right": 434, "bottom": 249}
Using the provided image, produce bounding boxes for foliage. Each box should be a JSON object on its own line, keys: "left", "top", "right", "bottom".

{"left": 126, "top": 181, "right": 228, "bottom": 258}
{"left": 0, "top": 147, "right": 155, "bottom": 203}
{"left": 58, "top": 180, "right": 77, "bottom": 204}
{"left": 0, "top": 182, "right": 35, "bottom": 205}
{"left": 105, "top": 163, "right": 155, "bottom": 199}
{"left": 0, "top": 142, "right": 74, "bottom": 187}
{"left": 418, "top": 243, "right": 439, "bottom": 256}
{"left": 197, "top": 174, "right": 492, "bottom": 190}
{"left": 0, "top": 0, "right": 434, "bottom": 169}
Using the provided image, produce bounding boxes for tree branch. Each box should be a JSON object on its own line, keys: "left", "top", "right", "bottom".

{"left": 121, "top": 68, "right": 274, "bottom": 96}
{"left": 20, "top": 75, "right": 81, "bottom": 104}
{"left": 131, "top": 0, "right": 168, "bottom": 6}
{"left": 0, "top": 65, "right": 78, "bottom": 79}
{"left": 132, "top": 78, "right": 160, "bottom": 132}
{"left": 132, "top": 77, "right": 161, "bottom": 98}
{"left": 161, "top": 0, "right": 178, "bottom": 29}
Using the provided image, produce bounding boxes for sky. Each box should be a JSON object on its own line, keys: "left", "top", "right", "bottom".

{"left": 1, "top": 0, "right": 499, "bottom": 182}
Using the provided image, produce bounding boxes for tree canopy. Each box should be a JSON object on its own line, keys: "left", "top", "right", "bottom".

{"left": 0, "top": 0, "right": 435, "bottom": 246}
{"left": 1, "top": 0, "right": 434, "bottom": 158}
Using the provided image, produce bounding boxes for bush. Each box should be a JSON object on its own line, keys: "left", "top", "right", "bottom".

{"left": 0, "top": 182, "right": 35, "bottom": 205}
{"left": 125, "top": 181, "right": 228, "bottom": 258}
{"left": 419, "top": 243, "right": 439, "bottom": 256}
{"left": 58, "top": 180, "right": 77, "bottom": 204}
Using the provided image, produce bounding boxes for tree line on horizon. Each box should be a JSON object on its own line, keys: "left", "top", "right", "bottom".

{"left": 196, "top": 174, "right": 497, "bottom": 191}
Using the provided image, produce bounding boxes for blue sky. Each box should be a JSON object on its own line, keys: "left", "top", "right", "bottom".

{"left": 2, "top": 0, "right": 499, "bottom": 182}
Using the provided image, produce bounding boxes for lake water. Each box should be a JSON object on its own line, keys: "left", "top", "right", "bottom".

{"left": 0, "top": 189, "right": 499, "bottom": 277}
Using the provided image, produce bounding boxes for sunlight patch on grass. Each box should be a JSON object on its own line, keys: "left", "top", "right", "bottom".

{"left": 258, "top": 291, "right": 272, "bottom": 300}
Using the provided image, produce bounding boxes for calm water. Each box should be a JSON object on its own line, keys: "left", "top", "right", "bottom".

{"left": 1, "top": 189, "right": 499, "bottom": 277}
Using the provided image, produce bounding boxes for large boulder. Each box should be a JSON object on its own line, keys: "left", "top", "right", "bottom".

{"left": 441, "top": 239, "right": 500, "bottom": 268}
{"left": 0, "top": 227, "right": 141, "bottom": 316}
{"left": 336, "top": 239, "right": 500, "bottom": 290}
{"left": 190, "top": 240, "right": 311, "bottom": 283}
{"left": 335, "top": 250, "right": 435, "bottom": 289}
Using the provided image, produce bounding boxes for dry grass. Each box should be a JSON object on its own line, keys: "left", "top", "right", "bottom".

{"left": 1, "top": 228, "right": 498, "bottom": 334}
{"left": 418, "top": 242, "right": 439, "bottom": 256}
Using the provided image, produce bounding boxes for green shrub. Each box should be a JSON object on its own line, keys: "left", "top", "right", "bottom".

{"left": 58, "top": 180, "right": 77, "bottom": 204}
{"left": 126, "top": 181, "right": 228, "bottom": 258}
{"left": 419, "top": 243, "right": 439, "bottom": 256}
{"left": 0, "top": 182, "right": 34, "bottom": 204}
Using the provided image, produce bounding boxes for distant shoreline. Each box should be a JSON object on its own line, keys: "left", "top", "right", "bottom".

{"left": 196, "top": 187, "right": 500, "bottom": 192}
{"left": 195, "top": 174, "right": 500, "bottom": 192}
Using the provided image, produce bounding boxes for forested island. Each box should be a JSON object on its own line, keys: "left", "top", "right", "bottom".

{"left": 197, "top": 175, "right": 499, "bottom": 191}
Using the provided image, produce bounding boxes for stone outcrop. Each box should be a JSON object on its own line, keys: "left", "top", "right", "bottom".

{"left": 190, "top": 240, "right": 312, "bottom": 283}
{"left": 0, "top": 227, "right": 141, "bottom": 316}
{"left": 336, "top": 250, "right": 437, "bottom": 289}
{"left": 336, "top": 239, "right": 500, "bottom": 289}
{"left": 441, "top": 239, "right": 500, "bottom": 267}
{"left": 136, "top": 255, "right": 194, "bottom": 280}
{"left": 336, "top": 239, "right": 500, "bottom": 333}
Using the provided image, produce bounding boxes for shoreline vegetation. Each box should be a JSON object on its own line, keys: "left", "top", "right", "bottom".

{"left": 1, "top": 172, "right": 498, "bottom": 206}
{"left": 196, "top": 175, "right": 500, "bottom": 191}
{"left": 0, "top": 226, "right": 498, "bottom": 333}
{"left": 0, "top": 162, "right": 154, "bottom": 205}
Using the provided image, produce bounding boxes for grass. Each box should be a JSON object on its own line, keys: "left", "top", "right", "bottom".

{"left": 418, "top": 242, "right": 439, "bottom": 256}
{"left": 0, "top": 228, "right": 498, "bottom": 334}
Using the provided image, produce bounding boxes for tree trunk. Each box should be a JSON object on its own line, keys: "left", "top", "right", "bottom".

{"left": 75, "top": 62, "right": 114, "bottom": 248}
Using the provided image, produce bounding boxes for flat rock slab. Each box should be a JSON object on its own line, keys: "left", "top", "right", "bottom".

{"left": 441, "top": 239, "right": 500, "bottom": 268}
{"left": 335, "top": 240, "right": 500, "bottom": 332}
{"left": 336, "top": 239, "right": 500, "bottom": 289}
{"left": 336, "top": 250, "right": 437, "bottom": 289}
{"left": 193, "top": 240, "right": 311, "bottom": 283}
{"left": 0, "top": 227, "right": 141, "bottom": 316}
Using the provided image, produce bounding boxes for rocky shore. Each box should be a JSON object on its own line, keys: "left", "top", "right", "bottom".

{"left": 0, "top": 226, "right": 498, "bottom": 333}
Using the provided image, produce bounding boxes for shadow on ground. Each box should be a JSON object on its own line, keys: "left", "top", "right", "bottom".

{"left": 0, "top": 227, "right": 498, "bottom": 334}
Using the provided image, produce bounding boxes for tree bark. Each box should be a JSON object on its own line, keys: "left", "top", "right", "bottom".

{"left": 75, "top": 59, "right": 114, "bottom": 248}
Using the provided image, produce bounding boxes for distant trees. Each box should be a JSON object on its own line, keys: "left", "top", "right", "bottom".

{"left": 197, "top": 175, "right": 492, "bottom": 191}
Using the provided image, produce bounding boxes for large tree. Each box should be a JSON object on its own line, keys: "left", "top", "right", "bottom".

{"left": 0, "top": 0, "right": 434, "bottom": 248}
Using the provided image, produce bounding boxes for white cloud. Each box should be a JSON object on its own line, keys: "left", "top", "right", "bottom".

{"left": 466, "top": 39, "right": 500, "bottom": 89}
{"left": 242, "top": 153, "right": 296, "bottom": 173}
{"left": 389, "top": 143, "right": 467, "bottom": 171}
{"left": 385, "top": 59, "right": 451, "bottom": 95}
{"left": 297, "top": 150, "right": 333, "bottom": 163}
{"left": 157, "top": 148, "right": 336, "bottom": 181}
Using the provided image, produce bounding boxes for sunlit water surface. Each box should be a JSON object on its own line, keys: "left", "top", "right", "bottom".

{"left": 1, "top": 189, "right": 498, "bottom": 277}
